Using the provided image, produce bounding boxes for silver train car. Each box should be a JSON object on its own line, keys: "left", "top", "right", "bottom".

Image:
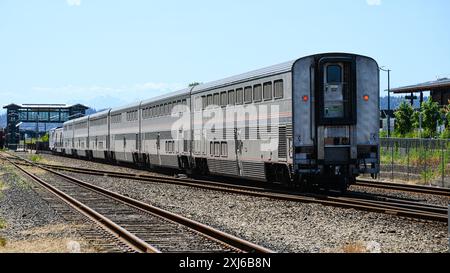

{"left": 49, "top": 53, "right": 380, "bottom": 189}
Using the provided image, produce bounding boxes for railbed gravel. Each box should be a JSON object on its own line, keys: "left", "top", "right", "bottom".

{"left": 19, "top": 152, "right": 165, "bottom": 177}
{"left": 0, "top": 159, "right": 126, "bottom": 253}
{"left": 349, "top": 185, "right": 450, "bottom": 207}
{"left": 19, "top": 152, "right": 450, "bottom": 207}
{"left": 59, "top": 170, "right": 448, "bottom": 253}
{"left": 14, "top": 152, "right": 449, "bottom": 253}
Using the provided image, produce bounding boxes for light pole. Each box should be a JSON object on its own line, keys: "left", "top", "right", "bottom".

{"left": 380, "top": 66, "right": 391, "bottom": 137}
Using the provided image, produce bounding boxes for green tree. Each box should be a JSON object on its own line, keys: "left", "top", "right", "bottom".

{"left": 39, "top": 133, "right": 49, "bottom": 142}
{"left": 441, "top": 100, "right": 450, "bottom": 127}
{"left": 440, "top": 100, "right": 450, "bottom": 139}
{"left": 421, "top": 98, "right": 442, "bottom": 138}
{"left": 188, "top": 82, "right": 201, "bottom": 88}
{"left": 394, "top": 101, "right": 415, "bottom": 136}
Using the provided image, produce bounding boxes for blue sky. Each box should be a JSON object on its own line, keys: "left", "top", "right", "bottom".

{"left": 1, "top": 0, "right": 449, "bottom": 111}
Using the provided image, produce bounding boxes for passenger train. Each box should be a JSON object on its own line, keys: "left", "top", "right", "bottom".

{"left": 49, "top": 53, "right": 380, "bottom": 190}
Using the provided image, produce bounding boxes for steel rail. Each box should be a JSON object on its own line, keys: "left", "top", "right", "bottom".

{"left": 5, "top": 159, "right": 160, "bottom": 253}
{"left": 0, "top": 153, "right": 273, "bottom": 253}
{"left": 8, "top": 156, "right": 446, "bottom": 222}
{"left": 355, "top": 178, "right": 450, "bottom": 197}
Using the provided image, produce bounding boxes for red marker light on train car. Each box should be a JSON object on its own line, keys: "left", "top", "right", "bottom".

{"left": 363, "top": 95, "right": 369, "bottom": 101}
{"left": 303, "top": 95, "right": 309, "bottom": 102}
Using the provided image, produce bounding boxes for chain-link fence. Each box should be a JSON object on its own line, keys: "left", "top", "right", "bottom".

{"left": 378, "top": 138, "right": 450, "bottom": 187}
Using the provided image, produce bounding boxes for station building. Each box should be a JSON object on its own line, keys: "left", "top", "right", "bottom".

{"left": 2, "top": 103, "right": 88, "bottom": 149}
{"left": 391, "top": 78, "right": 450, "bottom": 107}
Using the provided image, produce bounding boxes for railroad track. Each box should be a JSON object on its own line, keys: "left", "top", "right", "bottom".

{"left": 354, "top": 179, "right": 450, "bottom": 197}
{"left": 0, "top": 153, "right": 273, "bottom": 253}
{"left": 4, "top": 152, "right": 448, "bottom": 223}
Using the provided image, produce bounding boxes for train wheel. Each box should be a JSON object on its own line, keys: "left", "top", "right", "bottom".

{"left": 339, "top": 177, "right": 349, "bottom": 193}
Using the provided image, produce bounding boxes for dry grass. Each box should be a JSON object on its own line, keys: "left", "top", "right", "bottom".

{"left": 0, "top": 219, "right": 6, "bottom": 229}
{"left": 0, "top": 224, "right": 99, "bottom": 253}
{"left": 341, "top": 242, "right": 368, "bottom": 253}
{"left": 0, "top": 238, "right": 92, "bottom": 253}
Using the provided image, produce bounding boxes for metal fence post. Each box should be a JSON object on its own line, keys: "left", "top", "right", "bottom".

{"left": 407, "top": 140, "right": 410, "bottom": 182}
{"left": 391, "top": 140, "right": 394, "bottom": 182}
{"left": 442, "top": 140, "right": 445, "bottom": 187}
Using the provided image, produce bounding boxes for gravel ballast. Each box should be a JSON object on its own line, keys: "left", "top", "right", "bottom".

{"left": 61, "top": 171, "right": 448, "bottom": 253}
{"left": 0, "top": 159, "right": 124, "bottom": 253}
{"left": 15, "top": 152, "right": 450, "bottom": 253}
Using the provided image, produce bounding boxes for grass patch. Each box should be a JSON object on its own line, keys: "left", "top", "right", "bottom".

{"left": 30, "top": 155, "right": 43, "bottom": 163}
{"left": 380, "top": 143, "right": 450, "bottom": 183}
{"left": 0, "top": 219, "right": 6, "bottom": 229}
{"left": 0, "top": 237, "right": 6, "bottom": 247}
{"left": 0, "top": 165, "right": 31, "bottom": 190}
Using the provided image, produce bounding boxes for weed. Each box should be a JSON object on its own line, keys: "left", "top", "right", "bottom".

{"left": 30, "top": 155, "right": 43, "bottom": 163}
{"left": 0, "top": 237, "right": 6, "bottom": 247}
{"left": 0, "top": 219, "right": 6, "bottom": 229}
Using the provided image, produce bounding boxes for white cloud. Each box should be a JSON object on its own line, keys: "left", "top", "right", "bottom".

{"left": 67, "top": 0, "right": 81, "bottom": 6}
{"left": 366, "top": 0, "right": 381, "bottom": 5}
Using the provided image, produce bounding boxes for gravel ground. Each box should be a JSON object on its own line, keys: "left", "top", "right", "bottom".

{"left": 13, "top": 152, "right": 450, "bottom": 253}
{"left": 20, "top": 152, "right": 450, "bottom": 206}
{"left": 59, "top": 170, "right": 448, "bottom": 253}
{"left": 349, "top": 185, "right": 450, "bottom": 207}
{"left": 0, "top": 159, "right": 123, "bottom": 253}
{"left": 19, "top": 152, "right": 166, "bottom": 177}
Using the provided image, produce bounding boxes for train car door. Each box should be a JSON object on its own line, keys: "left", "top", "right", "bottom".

{"left": 156, "top": 133, "right": 161, "bottom": 165}
{"left": 234, "top": 128, "right": 243, "bottom": 176}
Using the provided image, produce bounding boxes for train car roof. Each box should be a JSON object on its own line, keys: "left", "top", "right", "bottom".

{"left": 89, "top": 109, "right": 111, "bottom": 119}
{"left": 64, "top": 115, "right": 88, "bottom": 126}
{"left": 140, "top": 88, "right": 190, "bottom": 106}
{"left": 110, "top": 101, "right": 142, "bottom": 114}
{"left": 191, "top": 60, "right": 296, "bottom": 94}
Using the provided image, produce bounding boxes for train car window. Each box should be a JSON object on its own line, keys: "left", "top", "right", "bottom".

{"left": 220, "top": 92, "right": 227, "bottom": 107}
{"left": 253, "top": 84, "right": 262, "bottom": 102}
{"left": 207, "top": 94, "right": 213, "bottom": 107}
{"left": 263, "top": 82, "right": 272, "bottom": 100}
{"left": 221, "top": 142, "right": 228, "bottom": 157}
{"left": 326, "top": 65, "right": 342, "bottom": 83}
{"left": 210, "top": 142, "right": 214, "bottom": 156}
{"left": 168, "top": 102, "right": 172, "bottom": 114}
{"left": 274, "top": 80, "right": 284, "bottom": 99}
{"left": 244, "top": 86, "right": 252, "bottom": 103}
{"left": 214, "top": 142, "right": 220, "bottom": 157}
{"left": 184, "top": 139, "right": 189, "bottom": 152}
{"left": 213, "top": 93, "right": 220, "bottom": 107}
{"left": 182, "top": 99, "right": 187, "bottom": 105}
{"left": 236, "top": 88, "right": 243, "bottom": 105}
{"left": 202, "top": 96, "right": 207, "bottom": 109}
{"left": 323, "top": 64, "right": 345, "bottom": 119}
{"left": 228, "top": 90, "right": 235, "bottom": 105}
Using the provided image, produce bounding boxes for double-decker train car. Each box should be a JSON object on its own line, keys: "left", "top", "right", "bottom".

{"left": 89, "top": 109, "right": 110, "bottom": 160}
{"left": 49, "top": 127, "right": 64, "bottom": 153}
{"left": 52, "top": 53, "right": 380, "bottom": 190}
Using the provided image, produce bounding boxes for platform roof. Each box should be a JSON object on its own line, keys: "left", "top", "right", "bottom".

{"left": 3, "top": 103, "right": 88, "bottom": 109}
{"left": 391, "top": 78, "right": 450, "bottom": 94}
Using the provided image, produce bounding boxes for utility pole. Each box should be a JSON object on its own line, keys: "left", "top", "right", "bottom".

{"left": 380, "top": 67, "right": 391, "bottom": 137}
